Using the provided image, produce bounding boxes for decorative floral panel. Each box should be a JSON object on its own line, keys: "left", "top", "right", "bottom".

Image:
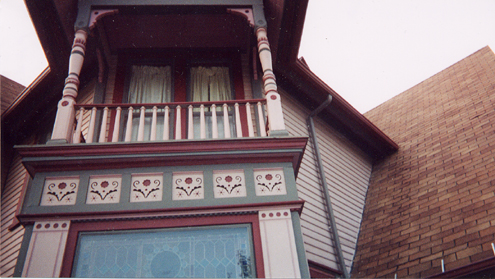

{"left": 86, "top": 175, "right": 122, "bottom": 204}
{"left": 40, "top": 176, "right": 79, "bottom": 206}
{"left": 213, "top": 170, "right": 246, "bottom": 198}
{"left": 130, "top": 173, "right": 163, "bottom": 203}
{"left": 172, "top": 171, "right": 204, "bottom": 200}
{"left": 253, "top": 168, "right": 287, "bottom": 196}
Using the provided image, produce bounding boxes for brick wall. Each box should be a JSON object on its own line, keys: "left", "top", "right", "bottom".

{"left": 1, "top": 76, "right": 25, "bottom": 115}
{"left": 352, "top": 46, "right": 495, "bottom": 278}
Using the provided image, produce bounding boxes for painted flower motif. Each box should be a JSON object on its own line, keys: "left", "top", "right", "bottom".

{"left": 143, "top": 179, "right": 151, "bottom": 186}
{"left": 185, "top": 177, "right": 193, "bottom": 184}
{"left": 58, "top": 182, "right": 67, "bottom": 189}
{"left": 225, "top": 176, "right": 233, "bottom": 182}
{"left": 101, "top": 181, "right": 109, "bottom": 188}
{"left": 265, "top": 174, "right": 273, "bottom": 180}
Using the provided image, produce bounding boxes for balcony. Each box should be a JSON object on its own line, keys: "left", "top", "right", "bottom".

{"left": 72, "top": 99, "right": 267, "bottom": 144}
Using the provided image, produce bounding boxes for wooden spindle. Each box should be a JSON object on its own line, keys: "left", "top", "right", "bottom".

{"left": 223, "top": 103, "right": 231, "bottom": 138}
{"left": 98, "top": 107, "right": 109, "bottom": 142}
{"left": 211, "top": 104, "right": 218, "bottom": 139}
{"left": 73, "top": 107, "right": 84, "bottom": 143}
{"left": 125, "top": 107, "right": 133, "bottom": 142}
{"left": 257, "top": 102, "right": 267, "bottom": 137}
{"left": 234, "top": 103, "right": 242, "bottom": 138}
{"left": 246, "top": 102, "right": 254, "bottom": 137}
{"left": 137, "top": 106, "right": 146, "bottom": 141}
{"left": 150, "top": 106, "right": 158, "bottom": 141}
{"left": 175, "top": 105, "right": 182, "bottom": 140}
{"left": 112, "top": 107, "right": 122, "bottom": 142}
{"left": 188, "top": 105, "right": 194, "bottom": 139}
{"left": 200, "top": 104, "right": 206, "bottom": 139}
{"left": 163, "top": 106, "right": 170, "bottom": 140}
{"left": 87, "top": 107, "right": 97, "bottom": 143}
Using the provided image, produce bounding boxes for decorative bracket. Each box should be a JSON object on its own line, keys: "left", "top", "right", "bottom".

{"left": 227, "top": 8, "right": 255, "bottom": 27}
{"left": 88, "top": 9, "right": 118, "bottom": 30}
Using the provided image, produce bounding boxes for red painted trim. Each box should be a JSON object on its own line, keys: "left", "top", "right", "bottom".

{"left": 428, "top": 256, "right": 495, "bottom": 278}
{"left": 308, "top": 260, "right": 342, "bottom": 278}
{"left": 18, "top": 200, "right": 305, "bottom": 223}
{"left": 60, "top": 214, "right": 265, "bottom": 277}
{"left": 17, "top": 137, "right": 308, "bottom": 176}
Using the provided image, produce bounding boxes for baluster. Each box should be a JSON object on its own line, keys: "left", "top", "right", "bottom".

{"left": 257, "top": 102, "right": 267, "bottom": 137}
{"left": 125, "top": 107, "right": 133, "bottom": 142}
{"left": 188, "top": 105, "right": 194, "bottom": 139}
{"left": 163, "top": 106, "right": 170, "bottom": 140}
{"left": 211, "top": 104, "right": 218, "bottom": 139}
{"left": 245, "top": 102, "right": 255, "bottom": 137}
{"left": 112, "top": 107, "right": 122, "bottom": 142}
{"left": 98, "top": 107, "right": 109, "bottom": 142}
{"left": 234, "top": 103, "right": 242, "bottom": 138}
{"left": 175, "top": 105, "right": 182, "bottom": 140}
{"left": 73, "top": 107, "right": 85, "bottom": 143}
{"left": 223, "top": 103, "right": 231, "bottom": 138}
{"left": 200, "top": 104, "right": 206, "bottom": 139}
{"left": 137, "top": 106, "right": 146, "bottom": 141}
{"left": 87, "top": 107, "right": 97, "bottom": 143}
{"left": 150, "top": 106, "right": 158, "bottom": 141}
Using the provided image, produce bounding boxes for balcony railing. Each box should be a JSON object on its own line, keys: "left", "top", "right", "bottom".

{"left": 72, "top": 99, "right": 267, "bottom": 144}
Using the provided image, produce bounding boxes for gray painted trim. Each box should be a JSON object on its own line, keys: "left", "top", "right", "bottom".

{"left": 13, "top": 224, "right": 33, "bottom": 277}
{"left": 21, "top": 162, "right": 299, "bottom": 216}
{"left": 291, "top": 211, "right": 311, "bottom": 279}
{"left": 76, "top": 0, "right": 266, "bottom": 30}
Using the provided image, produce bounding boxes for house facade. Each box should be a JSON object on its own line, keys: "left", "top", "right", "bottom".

{"left": 1, "top": 0, "right": 397, "bottom": 278}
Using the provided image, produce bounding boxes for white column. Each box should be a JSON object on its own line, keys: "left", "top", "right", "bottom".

{"left": 256, "top": 27, "right": 286, "bottom": 134}
{"left": 258, "top": 210, "right": 301, "bottom": 278}
{"left": 50, "top": 29, "right": 88, "bottom": 143}
{"left": 22, "top": 221, "right": 71, "bottom": 277}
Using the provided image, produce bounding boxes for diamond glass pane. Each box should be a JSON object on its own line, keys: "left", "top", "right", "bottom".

{"left": 72, "top": 225, "right": 255, "bottom": 278}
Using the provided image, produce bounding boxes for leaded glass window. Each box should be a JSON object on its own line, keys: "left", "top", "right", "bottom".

{"left": 71, "top": 225, "right": 255, "bottom": 278}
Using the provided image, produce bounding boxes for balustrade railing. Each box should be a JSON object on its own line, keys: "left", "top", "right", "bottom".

{"left": 72, "top": 99, "right": 267, "bottom": 144}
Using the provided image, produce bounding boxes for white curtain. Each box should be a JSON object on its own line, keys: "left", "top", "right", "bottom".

{"left": 128, "top": 65, "right": 172, "bottom": 103}
{"left": 190, "top": 66, "right": 232, "bottom": 102}
{"left": 125, "top": 65, "right": 172, "bottom": 141}
{"left": 190, "top": 66, "right": 235, "bottom": 138}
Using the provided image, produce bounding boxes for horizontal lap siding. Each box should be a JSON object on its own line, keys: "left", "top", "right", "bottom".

{"left": 280, "top": 90, "right": 372, "bottom": 273}
{"left": 0, "top": 155, "right": 27, "bottom": 277}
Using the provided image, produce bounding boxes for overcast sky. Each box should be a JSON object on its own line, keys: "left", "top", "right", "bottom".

{"left": 1, "top": 0, "right": 495, "bottom": 113}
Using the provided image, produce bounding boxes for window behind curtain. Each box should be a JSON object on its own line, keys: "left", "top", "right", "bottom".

{"left": 124, "top": 65, "right": 172, "bottom": 141}
{"left": 71, "top": 225, "right": 255, "bottom": 278}
{"left": 189, "top": 66, "right": 235, "bottom": 138}
{"left": 190, "top": 66, "right": 232, "bottom": 102}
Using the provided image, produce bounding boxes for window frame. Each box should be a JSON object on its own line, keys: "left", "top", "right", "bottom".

{"left": 60, "top": 213, "right": 265, "bottom": 278}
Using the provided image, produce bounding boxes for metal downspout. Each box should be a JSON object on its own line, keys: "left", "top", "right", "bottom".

{"left": 307, "top": 95, "right": 350, "bottom": 279}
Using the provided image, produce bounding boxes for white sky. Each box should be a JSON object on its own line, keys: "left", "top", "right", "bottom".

{"left": 1, "top": 0, "right": 495, "bottom": 113}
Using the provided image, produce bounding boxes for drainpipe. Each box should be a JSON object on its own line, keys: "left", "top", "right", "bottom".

{"left": 307, "top": 95, "right": 350, "bottom": 279}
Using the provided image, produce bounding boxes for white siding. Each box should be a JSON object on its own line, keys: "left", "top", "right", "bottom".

{"left": 0, "top": 155, "right": 28, "bottom": 277}
{"left": 280, "top": 90, "right": 372, "bottom": 273}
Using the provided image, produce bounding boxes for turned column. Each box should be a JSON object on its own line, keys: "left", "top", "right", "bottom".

{"left": 256, "top": 27, "right": 287, "bottom": 135}
{"left": 50, "top": 29, "right": 88, "bottom": 143}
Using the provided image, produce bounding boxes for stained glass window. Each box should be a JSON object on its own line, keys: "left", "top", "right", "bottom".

{"left": 71, "top": 225, "right": 255, "bottom": 278}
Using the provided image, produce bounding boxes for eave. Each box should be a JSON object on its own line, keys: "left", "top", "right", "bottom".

{"left": 268, "top": 0, "right": 398, "bottom": 162}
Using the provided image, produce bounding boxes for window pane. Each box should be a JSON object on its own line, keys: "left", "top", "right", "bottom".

{"left": 72, "top": 225, "right": 255, "bottom": 278}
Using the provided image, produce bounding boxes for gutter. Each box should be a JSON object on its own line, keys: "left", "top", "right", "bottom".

{"left": 307, "top": 94, "right": 350, "bottom": 279}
